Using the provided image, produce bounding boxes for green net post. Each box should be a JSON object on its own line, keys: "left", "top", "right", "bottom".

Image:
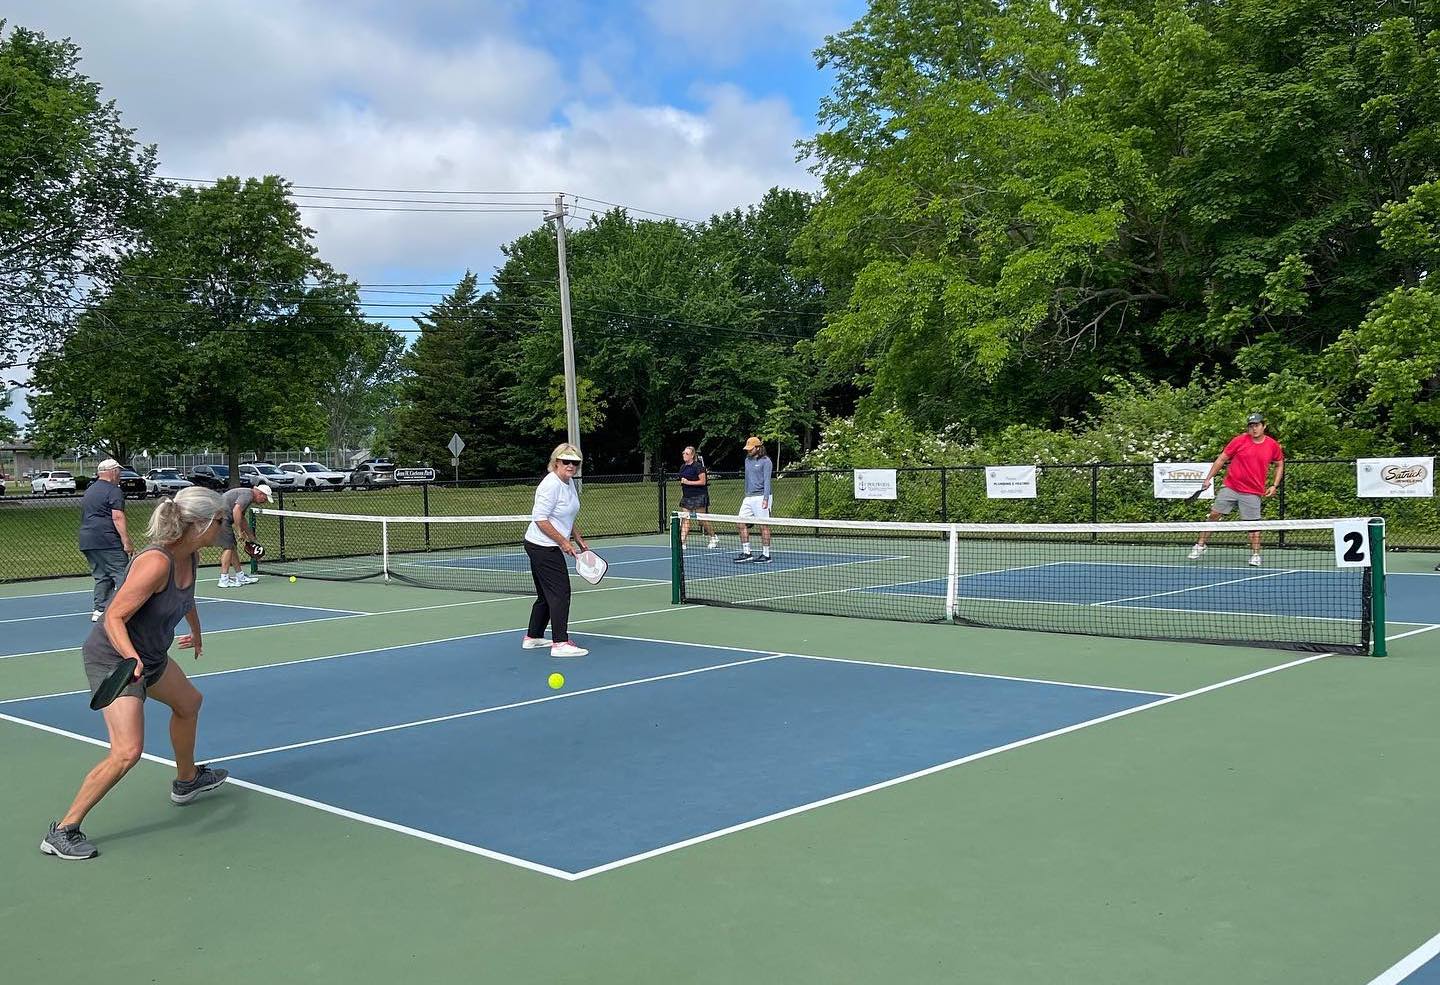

{"left": 1369, "top": 518, "right": 1386, "bottom": 657}
{"left": 670, "top": 512, "right": 682, "bottom": 604}
{"left": 248, "top": 508, "right": 259, "bottom": 575}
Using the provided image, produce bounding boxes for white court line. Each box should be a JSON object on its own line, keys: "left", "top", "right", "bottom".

{"left": 204, "top": 653, "right": 784, "bottom": 764}
{"left": 580, "top": 632, "right": 1173, "bottom": 696}
{"left": 2, "top": 622, "right": 1430, "bottom": 880}
{"left": 0, "top": 711, "right": 577, "bottom": 881}
{"left": 1094, "top": 569, "right": 1295, "bottom": 605}
{"left": 191, "top": 595, "right": 367, "bottom": 615}
{"left": 566, "top": 644, "right": 1377, "bottom": 880}
{"left": 0, "top": 603, "right": 700, "bottom": 702}
{"left": 1365, "top": 928, "right": 1440, "bottom": 985}
{"left": 0, "top": 579, "right": 671, "bottom": 662}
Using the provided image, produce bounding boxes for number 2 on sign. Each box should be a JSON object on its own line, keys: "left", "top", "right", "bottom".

{"left": 1332, "top": 520, "right": 1371, "bottom": 568}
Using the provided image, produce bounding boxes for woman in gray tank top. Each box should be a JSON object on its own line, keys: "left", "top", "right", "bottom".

{"left": 41, "top": 486, "right": 232, "bottom": 860}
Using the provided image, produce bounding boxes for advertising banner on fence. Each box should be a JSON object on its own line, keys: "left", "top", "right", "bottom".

{"left": 985, "top": 465, "right": 1038, "bottom": 499}
{"left": 1152, "top": 462, "right": 1215, "bottom": 500}
{"left": 1356, "top": 457, "right": 1434, "bottom": 498}
{"left": 853, "top": 469, "right": 898, "bottom": 500}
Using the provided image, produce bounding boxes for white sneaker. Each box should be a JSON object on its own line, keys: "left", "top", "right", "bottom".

{"left": 550, "top": 640, "right": 588, "bottom": 658}
{"left": 90, "top": 609, "right": 102, "bottom": 623}
{"left": 236, "top": 573, "right": 259, "bottom": 585}
{"left": 1187, "top": 544, "right": 1206, "bottom": 560}
{"left": 521, "top": 636, "right": 551, "bottom": 649}
{"left": 1248, "top": 554, "right": 1262, "bottom": 567}
{"left": 707, "top": 536, "right": 719, "bottom": 549}
{"left": 218, "top": 576, "right": 234, "bottom": 588}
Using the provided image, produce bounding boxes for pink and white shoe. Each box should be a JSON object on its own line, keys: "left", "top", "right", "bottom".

{"left": 521, "top": 636, "right": 551, "bottom": 649}
{"left": 550, "top": 640, "right": 589, "bottom": 658}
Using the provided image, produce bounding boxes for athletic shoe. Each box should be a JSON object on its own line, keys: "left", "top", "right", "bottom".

{"left": 1248, "top": 554, "right": 1263, "bottom": 567}
{"left": 754, "top": 554, "right": 773, "bottom": 564}
{"left": 521, "top": 636, "right": 551, "bottom": 649}
{"left": 733, "top": 553, "right": 755, "bottom": 563}
{"left": 171, "top": 765, "right": 229, "bottom": 805}
{"left": 707, "top": 536, "right": 719, "bottom": 549}
{"left": 217, "top": 576, "right": 234, "bottom": 588}
{"left": 236, "top": 573, "right": 259, "bottom": 586}
{"left": 1187, "top": 544, "right": 1206, "bottom": 560}
{"left": 550, "top": 641, "right": 588, "bottom": 658}
{"left": 40, "top": 821, "right": 97, "bottom": 860}
{"left": 90, "top": 609, "right": 103, "bottom": 623}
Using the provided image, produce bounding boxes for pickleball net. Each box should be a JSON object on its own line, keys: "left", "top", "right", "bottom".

{"left": 672, "top": 513, "right": 1384, "bottom": 654}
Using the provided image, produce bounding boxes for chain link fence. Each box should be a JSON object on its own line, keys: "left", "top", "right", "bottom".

{"left": 4, "top": 461, "right": 1438, "bottom": 582}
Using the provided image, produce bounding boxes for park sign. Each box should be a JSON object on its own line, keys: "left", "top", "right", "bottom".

{"left": 394, "top": 467, "right": 436, "bottom": 484}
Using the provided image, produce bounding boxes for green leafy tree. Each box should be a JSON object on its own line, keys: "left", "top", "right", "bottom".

{"left": 27, "top": 176, "right": 372, "bottom": 480}
{"left": 0, "top": 386, "right": 20, "bottom": 443}
{"left": 0, "top": 22, "right": 157, "bottom": 372}
{"left": 800, "top": 0, "right": 1440, "bottom": 437}
{"left": 320, "top": 321, "right": 407, "bottom": 451}
{"left": 390, "top": 273, "right": 533, "bottom": 476}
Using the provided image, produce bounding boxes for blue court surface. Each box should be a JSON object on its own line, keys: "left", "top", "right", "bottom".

{"left": 1, "top": 633, "right": 1166, "bottom": 877}
{"left": 0, "top": 590, "right": 362, "bottom": 659}
{"left": 1370, "top": 930, "right": 1440, "bottom": 984}
{"left": 398, "top": 543, "right": 675, "bottom": 580}
{"left": 874, "top": 564, "right": 1435, "bottom": 624}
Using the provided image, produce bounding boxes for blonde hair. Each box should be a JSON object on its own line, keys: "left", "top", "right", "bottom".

{"left": 548, "top": 443, "right": 583, "bottom": 473}
{"left": 146, "top": 486, "right": 225, "bottom": 544}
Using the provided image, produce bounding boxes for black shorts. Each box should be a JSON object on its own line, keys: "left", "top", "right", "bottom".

{"left": 679, "top": 497, "right": 710, "bottom": 512}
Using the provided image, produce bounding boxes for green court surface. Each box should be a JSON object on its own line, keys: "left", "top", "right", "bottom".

{"left": 4, "top": 535, "right": 1440, "bottom": 985}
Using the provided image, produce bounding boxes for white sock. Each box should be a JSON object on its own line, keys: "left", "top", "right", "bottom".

{"left": 762, "top": 546, "right": 770, "bottom": 557}
{"left": 741, "top": 544, "right": 752, "bottom": 555}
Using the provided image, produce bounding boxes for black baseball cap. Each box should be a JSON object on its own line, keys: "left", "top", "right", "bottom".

{"left": 1246, "top": 413, "right": 1265, "bottom": 425}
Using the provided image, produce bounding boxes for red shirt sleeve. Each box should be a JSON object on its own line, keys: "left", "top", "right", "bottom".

{"left": 1222, "top": 434, "right": 1247, "bottom": 458}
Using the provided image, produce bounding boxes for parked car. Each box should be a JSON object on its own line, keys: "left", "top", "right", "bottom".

{"left": 240, "top": 462, "right": 297, "bottom": 489}
{"left": 278, "top": 461, "right": 350, "bottom": 490}
{"left": 186, "top": 464, "right": 249, "bottom": 490}
{"left": 0, "top": 476, "right": 6, "bottom": 495}
{"left": 349, "top": 460, "right": 398, "bottom": 489}
{"left": 117, "top": 468, "right": 148, "bottom": 497}
{"left": 32, "top": 470, "right": 77, "bottom": 495}
{"left": 145, "top": 468, "right": 193, "bottom": 497}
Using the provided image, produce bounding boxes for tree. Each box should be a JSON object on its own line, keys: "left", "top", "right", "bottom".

{"left": 0, "top": 22, "right": 157, "bottom": 374}
{"left": 799, "top": 0, "right": 1440, "bottom": 437}
{"left": 0, "top": 386, "right": 19, "bottom": 443}
{"left": 320, "top": 321, "right": 407, "bottom": 451}
{"left": 25, "top": 309, "right": 150, "bottom": 461}
{"left": 390, "top": 273, "right": 533, "bottom": 476}
{"left": 26, "top": 176, "right": 373, "bottom": 480}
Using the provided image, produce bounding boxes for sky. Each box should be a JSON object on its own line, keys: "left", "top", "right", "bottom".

{"left": 3, "top": 0, "right": 864, "bottom": 429}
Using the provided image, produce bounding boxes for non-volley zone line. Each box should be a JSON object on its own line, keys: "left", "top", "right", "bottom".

{"left": 11, "top": 625, "right": 1432, "bottom": 879}
{"left": 0, "top": 578, "right": 675, "bottom": 662}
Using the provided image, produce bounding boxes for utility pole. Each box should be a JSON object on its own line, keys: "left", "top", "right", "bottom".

{"left": 546, "top": 194, "right": 582, "bottom": 462}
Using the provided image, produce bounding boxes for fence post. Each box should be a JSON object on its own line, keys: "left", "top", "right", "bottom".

{"left": 1278, "top": 469, "right": 1288, "bottom": 548}
{"left": 1090, "top": 464, "right": 1100, "bottom": 540}
{"left": 656, "top": 470, "right": 666, "bottom": 534}
{"left": 423, "top": 482, "right": 431, "bottom": 550}
{"left": 940, "top": 467, "right": 948, "bottom": 522}
{"left": 813, "top": 471, "right": 821, "bottom": 521}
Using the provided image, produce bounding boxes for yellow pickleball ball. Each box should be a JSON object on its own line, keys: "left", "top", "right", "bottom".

{"left": 289, "top": 575, "right": 297, "bottom": 583}
{"left": 548, "top": 672, "right": 565, "bottom": 690}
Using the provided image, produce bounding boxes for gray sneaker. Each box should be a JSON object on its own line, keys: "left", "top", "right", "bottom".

{"left": 171, "top": 764, "right": 229, "bottom": 804}
{"left": 41, "top": 821, "right": 98, "bottom": 860}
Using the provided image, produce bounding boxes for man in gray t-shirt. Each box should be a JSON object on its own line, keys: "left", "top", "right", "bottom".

{"left": 78, "top": 459, "right": 133, "bottom": 620}
{"left": 216, "top": 482, "right": 271, "bottom": 587}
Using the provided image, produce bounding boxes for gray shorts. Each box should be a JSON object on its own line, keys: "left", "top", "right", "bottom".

{"left": 82, "top": 640, "right": 168, "bottom": 704}
{"left": 216, "top": 521, "right": 237, "bottom": 551}
{"left": 1213, "top": 486, "right": 1263, "bottom": 520}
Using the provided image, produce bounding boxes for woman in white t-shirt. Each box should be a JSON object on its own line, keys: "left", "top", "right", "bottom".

{"left": 522, "top": 443, "right": 590, "bottom": 657}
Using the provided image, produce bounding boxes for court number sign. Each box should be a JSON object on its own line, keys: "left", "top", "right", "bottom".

{"left": 1332, "top": 520, "right": 1372, "bottom": 568}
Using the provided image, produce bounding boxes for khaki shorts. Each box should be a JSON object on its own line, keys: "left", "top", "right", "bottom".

{"left": 1213, "top": 486, "right": 1263, "bottom": 520}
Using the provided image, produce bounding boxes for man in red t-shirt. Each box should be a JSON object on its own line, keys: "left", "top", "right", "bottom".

{"left": 1187, "top": 413, "right": 1285, "bottom": 566}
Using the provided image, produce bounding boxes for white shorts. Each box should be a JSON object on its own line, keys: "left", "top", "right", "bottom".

{"left": 738, "top": 495, "right": 770, "bottom": 521}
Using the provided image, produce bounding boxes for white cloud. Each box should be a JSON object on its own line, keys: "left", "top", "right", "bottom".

{"left": 3, "top": 1, "right": 819, "bottom": 288}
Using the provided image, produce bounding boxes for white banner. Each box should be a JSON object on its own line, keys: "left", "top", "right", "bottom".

{"left": 1357, "top": 458, "right": 1434, "bottom": 498}
{"left": 1152, "top": 462, "right": 1215, "bottom": 500}
{"left": 985, "top": 465, "right": 1037, "bottom": 499}
{"left": 853, "top": 469, "right": 898, "bottom": 500}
